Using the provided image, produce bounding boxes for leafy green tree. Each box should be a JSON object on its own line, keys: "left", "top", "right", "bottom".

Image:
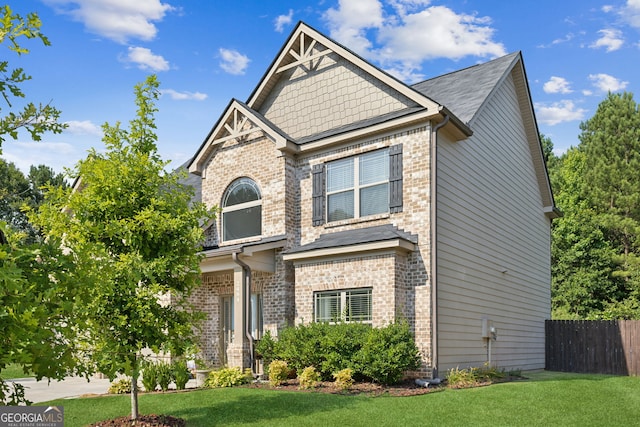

{"left": 0, "top": 5, "right": 66, "bottom": 149}
{"left": 579, "top": 92, "right": 640, "bottom": 318}
{"left": 0, "top": 223, "right": 95, "bottom": 404}
{"left": 33, "top": 75, "right": 211, "bottom": 420}
{"left": 550, "top": 149, "right": 624, "bottom": 318}
{"left": 0, "top": 159, "right": 67, "bottom": 241}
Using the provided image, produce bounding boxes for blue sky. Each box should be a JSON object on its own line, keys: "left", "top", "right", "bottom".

{"left": 3, "top": 0, "right": 639, "bottom": 174}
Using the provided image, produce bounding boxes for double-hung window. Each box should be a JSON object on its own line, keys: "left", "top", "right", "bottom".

{"left": 326, "top": 149, "right": 389, "bottom": 222}
{"left": 312, "top": 145, "right": 402, "bottom": 226}
{"left": 314, "top": 288, "right": 372, "bottom": 323}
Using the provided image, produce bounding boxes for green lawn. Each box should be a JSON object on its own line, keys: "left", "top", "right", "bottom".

{"left": 45, "top": 371, "right": 640, "bottom": 427}
{"left": 1, "top": 363, "right": 32, "bottom": 380}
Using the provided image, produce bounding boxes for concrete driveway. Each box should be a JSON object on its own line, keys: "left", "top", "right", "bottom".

{"left": 7, "top": 376, "right": 112, "bottom": 403}
{"left": 7, "top": 376, "right": 199, "bottom": 404}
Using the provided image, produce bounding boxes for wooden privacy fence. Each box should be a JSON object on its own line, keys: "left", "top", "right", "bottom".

{"left": 545, "top": 320, "right": 640, "bottom": 376}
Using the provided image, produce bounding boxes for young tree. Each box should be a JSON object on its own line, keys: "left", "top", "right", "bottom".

{"left": 33, "top": 75, "right": 211, "bottom": 419}
{"left": 0, "top": 5, "right": 66, "bottom": 149}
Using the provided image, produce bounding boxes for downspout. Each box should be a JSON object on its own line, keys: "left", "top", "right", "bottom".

{"left": 430, "top": 113, "right": 449, "bottom": 379}
{"left": 232, "top": 251, "right": 255, "bottom": 376}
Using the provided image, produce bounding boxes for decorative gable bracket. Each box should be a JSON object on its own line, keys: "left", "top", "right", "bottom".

{"left": 276, "top": 32, "right": 333, "bottom": 74}
{"left": 188, "top": 100, "right": 295, "bottom": 176}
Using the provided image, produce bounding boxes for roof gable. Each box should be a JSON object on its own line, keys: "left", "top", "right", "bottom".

{"left": 248, "top": 22, "right": 440, "bottom": 113}
{"left": 188, "top": 99, "right": 293, "bottom": 175}
{"left": 414, "top": 52, "right": 556, "bottom": 217}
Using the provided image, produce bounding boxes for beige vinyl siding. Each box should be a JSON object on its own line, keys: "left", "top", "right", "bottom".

{"left": 436, "top": 71, "right": 551, "bottom": 372}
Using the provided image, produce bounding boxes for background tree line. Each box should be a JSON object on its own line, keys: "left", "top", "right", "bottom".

{"left": 547, "top": 91, "right": 640, "bottom": 320}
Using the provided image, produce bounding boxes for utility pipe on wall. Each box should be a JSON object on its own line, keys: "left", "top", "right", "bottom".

{"left": 430, "top": 112, "right": 450, "bottom": 378}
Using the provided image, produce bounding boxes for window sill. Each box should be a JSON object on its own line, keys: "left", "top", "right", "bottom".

{"left": 219, "top": 235, "right": 263, "bottom": 247}
{"left": 324, "top": 213, "right": 390, "bottom": 229}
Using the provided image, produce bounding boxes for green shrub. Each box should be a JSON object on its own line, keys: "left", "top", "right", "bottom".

{"left": 172, "top": 361, "right": 191, "bottom": 390}
{"left": 141, "top": 361, "right": 158, "bottom": 392}
{"left": 256, "top": 320, "right": 421, "bottom": 386}
{"left": 357, "top": 321, "right": 421, "bottom": 385}
{"left": 320, "top": 322, "right": 369, "bottom": 380}
{"left": 298, "top": 366, "right": 320, "bottom": 389}
{"left": 108, "top": 378, "right": 132, "bottom": 394}
{"left": 446, "top": 364, "right": 509, "bottom": 388}
{"left": 204, "top": 367, "right": 252, "bottom": 388}
{"left": 276, "top": 323, "right": 325, "bottom": 376}
{"left": 255, "top": 330, "right": 279, "bottom": 368}
{"left": 333, "top": 368, "right": 354, "bottom": 391}
{"left": 446, "top": 366, "right": 480, "bottom": 388}
{"left": 156, "top": 362, "right": 173, "bottom": 391}
{"left": 268, "top": 360, "right": 289, "bottom": 387}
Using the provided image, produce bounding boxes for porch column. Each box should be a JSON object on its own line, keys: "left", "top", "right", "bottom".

{"left": 227, "top": 266, "right": 250, "bottom": 369}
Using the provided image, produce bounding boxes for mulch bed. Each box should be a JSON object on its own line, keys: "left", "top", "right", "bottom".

{"left": 88, "top": 414, "right": 186, "bottom": 427}
{"left": 246, "top": 377, "right": 443, "bottom": 397}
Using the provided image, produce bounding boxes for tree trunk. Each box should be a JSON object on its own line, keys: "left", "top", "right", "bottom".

{"left": 131, "top": 365, "right": 139, "bottom": 420}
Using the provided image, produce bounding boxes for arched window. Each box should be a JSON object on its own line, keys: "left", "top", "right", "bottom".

{"left": 221, "top": 178, "right": 262, "bottom": 241}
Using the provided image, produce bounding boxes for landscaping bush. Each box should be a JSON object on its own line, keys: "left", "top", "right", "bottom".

{"left": 141, "top": 361, "right": 158, "bottom": 392}
{"left": 333, "top": 368, "right": 354, "bottom": 391}
{"left": 172, "top": 361, "right": 191, "bottom": 390}
{"left": 257, "top": 320, "right": 421, "bottom": 385}
{"left": 268, "top": 360, "right": 289, "bottom": 387}
{"left": 108, "top": 378, "right": 132, "bottom": 394}
{"left": 319, "top": 322, "right": 370, "bottom": 379}
{"left": 357, "top": 321, "right": 421, "bottom": 385}
{"left": 298, "top": 366, "right": 320, "bottom": 389}
{"left": 204, "top": 367, "right": 252, "bottom": 388}
{"left": 156, "top": 362, "right": 173, "bottom": 392}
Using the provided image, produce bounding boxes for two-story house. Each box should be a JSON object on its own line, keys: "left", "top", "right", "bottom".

{"left": 186, "top": 22, "right": 558, "bottom": 377}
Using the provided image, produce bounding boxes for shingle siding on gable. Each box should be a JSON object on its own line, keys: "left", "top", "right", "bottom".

{"left": 258, "top": 51, "right": 417, "bottom": 140}
{"left": 436, "top": 72, "right": 551, "bottom": 371}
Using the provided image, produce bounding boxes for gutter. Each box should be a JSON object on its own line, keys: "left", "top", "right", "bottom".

{"left": 430, "top": 113, "right": 450, "bottom": 379}
{"left": 231, "top": 251, "right": 255, "bottom": 376}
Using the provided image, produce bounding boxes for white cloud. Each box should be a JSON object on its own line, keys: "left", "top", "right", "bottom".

{"left": 1, "top": 140, "right": 77, "bottom": 174}
{"left": 588, "top": 73, "right": 629, "bottom": 92}
{"left": 602, "top": 5, "right": 615, "bottom": 13}
{"left": 219, "top": 48, "right": 250, "bottom": 75}
{"left": 590, "top": 29, "right": 624, "bottom": 52}
{"left": 623, "top": 0, "right": 640, "bottom": 28}
{"left": 275, "top": 9, "right": 294, "bottom": 33}
{"left": 323, "top": 0, "right": 506, "bottom": 82}
{"left": 161, "top": 89, "right": 208, "bottom": 101}
{"left": 543, "top": 76, "right": 573, "bottom": 94}
{"left": 44, "top": 0, "right": 175, "bottom": 44}
{"left": 535, "top": 100, "right": 587, "bottom": 125}
{"left": 324, "top": 0, "right": 384, "bottom": 55}
{"left": 124, "top": 46, "right": 170, "bottom": 71}
{"left": 65, "top": 120, "right": 102, "bottom": 135}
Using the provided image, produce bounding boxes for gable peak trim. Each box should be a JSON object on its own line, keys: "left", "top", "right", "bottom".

{"left": 188, "top": 100, "right": 290, "bottom": 175}
{"left": 276, "top": 31, "right": 333, "bottom": 74}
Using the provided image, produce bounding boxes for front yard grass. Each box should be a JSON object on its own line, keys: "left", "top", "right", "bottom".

{"left": 47, "top": 371, "right": 640, "bottom": 427}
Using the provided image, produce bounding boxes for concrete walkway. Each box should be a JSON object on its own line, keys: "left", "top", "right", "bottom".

{"left": 7, "top": 377, "right": 199, "bottom": 404}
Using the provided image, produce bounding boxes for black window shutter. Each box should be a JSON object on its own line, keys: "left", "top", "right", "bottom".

{"left": 312, "top": 163, "right": 326, "bottom": 226}
{"left": 389, "top": 144, "right": 403, "bottom": 213}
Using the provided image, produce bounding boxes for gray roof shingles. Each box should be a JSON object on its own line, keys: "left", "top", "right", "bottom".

{"left": 285, "top": 224, "right": 417, "bottom": 254}
{"left": 412, "top": 52, "right": 520, "bottom": 124}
